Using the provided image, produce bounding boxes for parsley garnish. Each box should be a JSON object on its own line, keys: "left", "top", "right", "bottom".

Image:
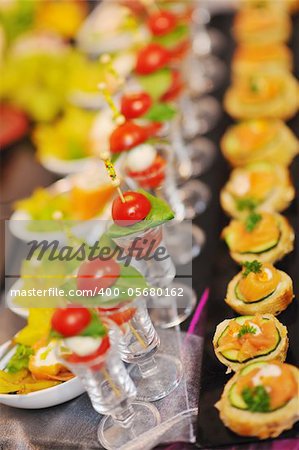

{"left": 242, "top": 385, "right": 270, "bottom": 412}
{"left": 238, "top": 324, "right": 257, "bottom": 338}
{"left": 245, "top": 212, "right": 262, "bottom": 232}
{"left": 236, "top": 198, "right": 258, "bottom": 212}
{"left": 242, "top": 260, "right": 262, "bottom": 277}
{"left": 250, "top": 78, "right": 260, "bottom": 93}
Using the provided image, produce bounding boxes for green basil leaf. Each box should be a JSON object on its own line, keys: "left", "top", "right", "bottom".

{"left": 137, "top": 68, "right": 172, "bottom": 100}
{"left": 144, "top": 102, "right": 177, "bottom": 122}
{"left": 106, "top": 189, "right": 174, "bottom": 238}
{"left": 153, "top": 24, "right": 189, "bottom": 48}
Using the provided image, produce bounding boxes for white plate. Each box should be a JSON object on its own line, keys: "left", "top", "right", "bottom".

{"left": 6, "top": 279, "right": 28, "bottom": 319}
{"left": 39, "top": 155, "right": 97, "bottom": 176}
{"left": 9, "top": 176, "right": 112, "bottom": 243}
{"left": 0, "top": 341, "right": 84, "bottom": 409}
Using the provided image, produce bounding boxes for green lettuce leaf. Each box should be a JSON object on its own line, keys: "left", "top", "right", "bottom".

{"left": 6, "top": 344, "right": 34, "bottom": 374}
{"left": 153, "top": 24, "right": 189, "bottom": 49}
{"left": 107, "top": 190, "right": 174, "bottom": 238}
{"left": 144, "top": 103, "right": 177, "bottom": 122}
{"left": 138, "top": 68, "right": 172, "bottom": 100}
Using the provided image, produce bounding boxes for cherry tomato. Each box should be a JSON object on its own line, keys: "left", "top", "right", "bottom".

{"left": 119, "top": 0, "right": 145, "bottom": 16}
{"left": 52, "top": 307, "right": 91, "bottom": 337}
{"left": 112, "top": 191, "right": 151, "bottom": 226}
{"left": 121, "top": 92, "right": 152, "bottom": 119}
{"left": 127, "top": 155, "right": 166, "bottom": 189}
{"left": 135, "top": 43, "right": 170, "bottom": 75}
{"left": 77, "top": 259, "right": 121, "bottom": 293}
{"left": 98, "top": 306, "right": 136, "bottom": 326}
{"left": 148, "top": 10, "right": 177, "bottom": 36}
{"left": 168, "top": 39, "right": 190, "bottom": 61}
{"left": 67, "top": 336, "right": 110, "bottom": 364}
{"left": 144, "top": 121, "right": 163, "bottom": 137}
{"left": 110, "top": 121, "right": 149, "bottom": 154}
{"left": 0, "top": 104, "right": 28, "bottom": 148}
{"left": 161, "top": 70, "right": 184, "bottom": 101}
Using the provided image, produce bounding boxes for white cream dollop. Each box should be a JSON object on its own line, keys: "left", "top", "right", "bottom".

{"left": 126, "top": 144, "right": 157, "bottom": 173}
{"left": 231, "top": 173, "right": 250, "bottom": 196}
{"left": 252, "top": 364, "right": 282, "bottom": 386}
{"left": 65, "top": 337, "right": 102, "bottom": 357}
{"left": 248, "top": 322, "right": 262, "bottom": 335}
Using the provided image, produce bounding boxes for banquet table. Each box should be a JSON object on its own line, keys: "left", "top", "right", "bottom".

{"left": 0, "top": 11, "right": 299, "bottom": 450}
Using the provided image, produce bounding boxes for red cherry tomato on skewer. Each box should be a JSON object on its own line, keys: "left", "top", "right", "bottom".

{"left": 144, "top": 121, "right": 163, "bottom": 137}
{"left": 112, "top": 191, "right": 151, "bottom": 226}
{"left": 66, "top": 336, "right": 111, "bottom": 364}
{"left": 127, "top": 155, "right": 166, "bottom": 189}
{"left": 77, "top": 259, "right": 121, "bottom": 293}
{"left": 52, "top": 307, "right": 92, "bottom": 337}
{"left": 121, "top": 92, "right": 152, "bottom": 119}
{"left": 98, "top": 306, "right": 137, "bottom": 326}
{"left": 168, "top": 39, "right": 190, "bottom": 61}
{"left": 148, "top": 10, "right": 177, "bottom": 36}
{"left": 110, "top": 121, "right": 149, "bottom": 154}
{"left": 135, "top": 43, "right": 170, "bottom": 75}
{"left": 161, "top": 70, "right": 184, "bottom": 101}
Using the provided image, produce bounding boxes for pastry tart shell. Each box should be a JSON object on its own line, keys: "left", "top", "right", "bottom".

{"left": 225, "top": 270, "right": 294, "bottom": 316}
{"left": 233, "top": 10, "right": 292, "bottom": 46}
{"left": 213, "top": 314, "right": 289, "bottom": 372}
{"left": 228, "top": 215, "right": 295, "bottom": 265}
{"left": 215, "top": 365, "right": 299, "bottom": 439}
{"left": 220, "top": 166, "right": 295, "bottom": 219}
{"left": 221, "top": 121, "right": 299, "bottom": 168}
{"left": 224, "top": 74, "right": 299, "bottom": 121}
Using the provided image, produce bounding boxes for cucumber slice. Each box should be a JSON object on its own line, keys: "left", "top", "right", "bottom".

{"left": 239, "top": 237, "right": 279, "bottom": 254}
{"left": 240, "top": 361, "right": 268, "bottom": 375}
{"left": 217, "top": 318, "right": 281, "bottom": 363}
{"left": 229, "top": 382, "right": 248, "bottom": 410}
{"left": 229, "top": 362, "right": 289, "bottom": 412}
{"left": 235, "top": 282, "right": 275, "bottom": 303}
{"left": 229, "top": 362, "right": 268, "bottom": 410}
{"left": 225, "top": 231, "right": 280, "bottom": 255}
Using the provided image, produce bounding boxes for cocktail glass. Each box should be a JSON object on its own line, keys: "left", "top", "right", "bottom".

{"left": 98, "top": 297, "right": 183, "bottom": 402}
{"left": 56, "top": 339, "right": 160, "bottom": 450}
{"left": 111, "top": 223, "right": 197, "bottom": 328}
{"left": 124, "top": 141, "right": 206, "bottom": 264}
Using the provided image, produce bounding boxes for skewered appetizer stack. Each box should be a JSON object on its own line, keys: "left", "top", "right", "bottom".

{"left": 216, "top": 0, "right": 299, "bottom": 440}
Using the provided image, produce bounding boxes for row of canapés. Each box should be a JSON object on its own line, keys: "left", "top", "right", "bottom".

{"left": 213, "top": 0, "right": 299, "bottom": 441}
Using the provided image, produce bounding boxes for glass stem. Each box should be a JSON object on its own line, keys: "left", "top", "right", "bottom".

{"left": 112, "top": 404, "right": 136, "bottom": 431}
{"left": 154, "top": 166, "right": 185, "bottom": 223}
{"left": 137, "top": 355, "right": 158, "bottom": 378}
{"left": 170, "top": 114, "right": 192, "bottom": 180}
{"left": 179, "top": 93, "right": 202, "bottom": 139}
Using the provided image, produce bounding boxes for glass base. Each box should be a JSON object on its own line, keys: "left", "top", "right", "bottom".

{"left": 207, "top": 28, "right": 227, "bottom": 55}
{"left": 179, "top": 180, "right": 211, "bottom": 219}
{"left": 128, "top": 354, "right": 183, "bottom": 402}
{"left": 98, "top": 401, "right": 160, "bottom": 449}
{"left": 193, "top": 28, "right": 227, "bottom": 56}
{"left": 187, "top": 55, "right": 226, "bottom": 96}
{"left": 165, "top": 222, "right": 205, "bottom": 265}
{"left": 182, "top": 97, "right": 221, "bottom": 139}
{"left": 187, "top": 137, "right": 216, "bottom": 176}
{"left": 149, "top": 282, "right": 197, "bottom": 329}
